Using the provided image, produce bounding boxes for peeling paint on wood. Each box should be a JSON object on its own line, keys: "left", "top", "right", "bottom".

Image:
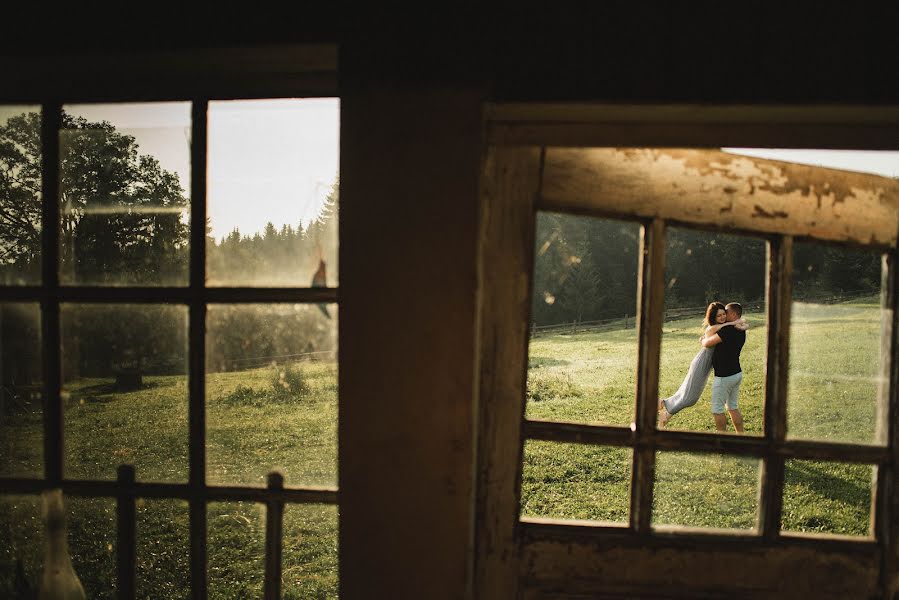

{"left": 541, "top": 148, "right": 899, "bottom": 247}
{"left": 475, "top": 146, "right": 543, "bottom": 600}
{"left": 520, "top": 537, "right": 880, "bottom": 599}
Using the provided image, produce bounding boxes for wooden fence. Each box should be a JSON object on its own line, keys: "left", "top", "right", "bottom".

{"left": 530, "top": 289, "right": 878, "bottom": 338}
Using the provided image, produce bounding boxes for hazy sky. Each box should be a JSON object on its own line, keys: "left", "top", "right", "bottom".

{"left": 66, "top": 99, "right": 340, "bottom": 239}
{"left": 723, "top": 148, "right": 899, "bottom": 177}
{"left": 3, "top": 103, "right": 898, "bottom": 239}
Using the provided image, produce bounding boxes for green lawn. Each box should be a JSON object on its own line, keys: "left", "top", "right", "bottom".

{"left": 524, "top": 300, "right": 881, "bottom": 535}
{"left": 0, "top": 299, "right": 885, "bottom": 596}
{"left": 0, "top": 362, "right": 338, "bottom": 599}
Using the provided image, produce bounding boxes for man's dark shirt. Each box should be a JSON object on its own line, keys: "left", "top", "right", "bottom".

{"left": 712, "top": 325, "right": 745, "bottom": 377}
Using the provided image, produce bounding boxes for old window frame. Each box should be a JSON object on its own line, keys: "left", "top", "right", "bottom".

{"left": 476, "top": 104, "right": 899, "bottom": 599}
{"left": 0, "top": 44, "right": 338, "bottom": 599}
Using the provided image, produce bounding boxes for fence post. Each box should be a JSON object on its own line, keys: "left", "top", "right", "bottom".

{"left": 530, "top": 321, "right": 536, "bottom": 338}
{"left": 624, "top": 314, "right": 629, "bottom": 329}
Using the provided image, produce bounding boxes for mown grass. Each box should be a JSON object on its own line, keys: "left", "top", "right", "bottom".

{"left": 523, "top": 299, "right": 881, "bottom": 536}
{"left": 0, "top": 361, "right": 338, "bottom": 599}
{"left": 0, "top": 299, "right": 884, "bottom": 596}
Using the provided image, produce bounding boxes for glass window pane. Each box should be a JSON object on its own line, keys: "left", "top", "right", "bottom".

{"left": 520, "top": 441, "right": 631, "bottom": 524}
{"left": 136, "top": 499, "right": 190, "bottom": 599}
{"left": 59, "top": 103, "right": 191, "bottom": 286}
{"left": 69, "top": 496, "right": 117, "bottom": 599}
{"left": 0, "top": 105, "right": 42, "bottom": 285}
{"left": 206, "top": 304, "right": 337, "bottom": 487}
{"left": 0, "top": 494, "right": 42, "bottom": 595}
{"left": 61, "top": 304, "right": 188, "bottom": 481}
{"left": 283, "top": 503, "right": 338, "bottom": 598}
{"left": 208, "top": 502, "right": 265, "bottom": 599}
{"left": 0, "top": 303, "right": 42, "bottom": 477}
{"left": 206, "top": 98, "right": 339, "bottom": 287}
{"left": 527, "top": 213, "right": 639, "bottom": 426}
{"left": 788, "top": 243, "right": 883, "bottom": 444}
{"left": 653, "top": 451, "right": 760, "bottom": 530}
{"left": 659, "top": 229, "right": 766, "bottom": 435}
{"left": 782, "top": 459, "right": 872, "bottom": 537}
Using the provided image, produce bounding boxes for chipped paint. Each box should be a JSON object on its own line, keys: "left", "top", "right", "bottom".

{"left": 541, "top": 148, "right": 899, "bottom": 247}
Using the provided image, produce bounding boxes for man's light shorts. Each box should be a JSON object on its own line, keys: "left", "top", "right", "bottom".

{"left": 711, "top": 372, "right": 743, "bottom": 414}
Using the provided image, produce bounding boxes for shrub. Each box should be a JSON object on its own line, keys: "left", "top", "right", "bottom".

{"left": 269, "top": 364, "right": 310, "bottom": 400}
{"left": 222, "top": 384, "right": 264, "bottom": 407}
{"left": 526, "top": 373, "right": 582, "bottom": 403}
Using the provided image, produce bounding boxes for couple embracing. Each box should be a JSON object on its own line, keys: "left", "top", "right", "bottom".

{"left": 658, "top": 302, "right": 747, "bottom": 433}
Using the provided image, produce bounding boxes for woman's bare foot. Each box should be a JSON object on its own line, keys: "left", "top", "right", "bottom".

{"left": 658, "top": 408, "right": 671, "bottom": 428}
{"left": 657, "top": 400, "right": 671, "bottom": 428}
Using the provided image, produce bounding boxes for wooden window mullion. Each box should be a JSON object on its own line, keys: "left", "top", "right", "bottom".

{"left": 759, "top": 235, "right": 792, "bottom": 540}
{"left": 40, "top": 101, "right": 62, "bottom": 485}
{"left": 117, "top": 465, "right": 137, "bottom": 600}
{"left": 264, "top": 472, "right": 285, "bottom": 600}
{"left": 188, "top": 98, "right": 209, "bottom": 600}
{"left": 0, "top": 286, "right": 338, "bottom": 304}
{"left": 630, "top": 218, "right": 666, "bottom": 533}
{"left": 875, "top": 250, "right": 898, "bottom": 594}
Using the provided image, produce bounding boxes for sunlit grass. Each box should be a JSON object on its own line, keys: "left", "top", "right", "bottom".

{"left": 0, "top": 361, "right": 338, "bottom": 599}
{"left": 523, "top": 299, "right": 880, "bottom": 536}
{"left": 0, "top": 299, "right": 884, "bottom": 596}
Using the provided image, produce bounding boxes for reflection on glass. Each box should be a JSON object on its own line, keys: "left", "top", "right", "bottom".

{"left": 527, "top": 213, "right": 639, "bottom": 426}
{"left": 68, "top": 496, "right": 116, "bottom": 599}
{"left": 0, "top": 303, "right": 42, "bottom": 477}
{"left": 61, "top": 304, "right": 188, "bottom": 481}
{"left": 208, "top": 502, "right": 265, "bottom": 599}
{"left": 59, "top": 103, "right": 191, "bottom": 286}
{"left": 659, "top": 229, "right": 766, "bottom": 435}
{"left": 0, "top": 495, "right": 43, "bottom": 596}
{"left": 283, "top": 504, "right": 338, "bottom": 597}
{"left": 653, "top": 451, "right": 759, "bottom": 530}
{"left": 782, "top": 459, "right": 872, "bottom": 537}
{"left": 788, "top": 243, "right": 883, "bottom": 444}
{"left": 206, "top": 98, "right": 339, "bottom": 287}
{"left": 520, "top": 441, "right": 631, "bottom": 523}
{"left": 0, "top": 106, "right": 42, "bottom": 285}
{"left": 206, "top": 304, "right": 337, "bottom": 487}
{"left": 137, "top": 499, "right": 190, "bottom": 599}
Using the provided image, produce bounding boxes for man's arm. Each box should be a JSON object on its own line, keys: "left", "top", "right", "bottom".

{"left": 701, "top": 333, "right": 722, "bottom": 348}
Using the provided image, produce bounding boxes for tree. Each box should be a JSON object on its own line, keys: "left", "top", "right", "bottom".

{"left": 0, "top": 110, "right": 189, "bottom": 285}
{"left": 0, "top": 112, "right": 43, "bottom": 283}
{"left": 558, "top": 244, "right": 602, "bottom": 327}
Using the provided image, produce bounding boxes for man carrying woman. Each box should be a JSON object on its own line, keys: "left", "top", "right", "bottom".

{"left": 658, "top": 301, "right": 747, "bottom": 432}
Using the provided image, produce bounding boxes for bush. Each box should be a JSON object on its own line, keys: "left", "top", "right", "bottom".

{"left": 526, "top": 373, "right": 582, "bottom": 403}
{"left": 269, "top": 364, "right": 310, "bottom": 400}
{"left": 219, "top": 364, "right": 312, "bottom": 406}
{"left": 222, "top": 384, "right": 264, "bottom": 407}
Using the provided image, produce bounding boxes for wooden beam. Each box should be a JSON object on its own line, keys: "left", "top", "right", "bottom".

{"left": 474, "top": 146, "right": 543, "bottom": 600}
{"left": 2, "top": 44, "right": 337, "bottom": 103}
{"left": 486, "top": 104, "right": 899, "bottom": 149}
{"left": 519, "top": 534, "right": 880, "bottom": 599}
{"left": 540, "top": 148, "right": 899, "bottom": 247}
{"left": 339, "top": 85, "right": 483, "bottom": 600}
{"left": 487, "top": 103, "right": 899, "bottom": 126}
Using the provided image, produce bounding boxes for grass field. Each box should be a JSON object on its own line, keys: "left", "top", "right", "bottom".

{"left": 0, "top": 362, "right": 338, "bottom": 599}
{"left": 523, "top": 298, "right": 881, "bottom": 534}
{"left": 0, "top": 297, "right": 885, "bottom": 596}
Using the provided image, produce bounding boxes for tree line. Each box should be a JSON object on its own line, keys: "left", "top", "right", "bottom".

{"left": 0, "top": 110, "right": 336, "bottom": 382}
{"left": 532, "top": 212, "right": 882, "bottom": 327}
